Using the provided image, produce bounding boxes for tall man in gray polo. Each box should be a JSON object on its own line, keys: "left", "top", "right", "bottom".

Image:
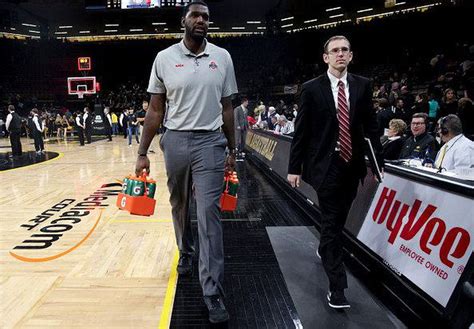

{"left": 135, "top": 1, "right": 237, "bottom": 324}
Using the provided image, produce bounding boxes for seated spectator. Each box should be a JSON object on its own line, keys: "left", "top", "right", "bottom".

{"left": 439, "top": 88, "right": 458, "bottom": 117}
{"left": 412, "top": 93, "right": 429, "bottom": 116}
{"left": 458, "top": 98, "right": 474, "bottom": 140}
{"left": 399, "top": 113, "right": 439, "bottom": 162}
{"left": 267, "top": 106, "right": 277, "bottom": 130}
{"left": 434, "top": 114, "right": 474, "bottom": 171}
{"left": 381, "top": 119, "right": 407, "bottom": 160}
{"left": 274, "top": 115, "right": 294, "bottom": 135}
{"left": 392, "top": 98, "right": 408, "bottom": 123}
{"left": 376, "top": 98, "right": 393, "bottom": 136}
{"left": 247, "top": 115, "right": 257, "bottom": 128}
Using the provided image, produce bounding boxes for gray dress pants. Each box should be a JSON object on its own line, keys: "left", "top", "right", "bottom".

{"left": 160, "top": 129, "right": 227, "bottom": 297}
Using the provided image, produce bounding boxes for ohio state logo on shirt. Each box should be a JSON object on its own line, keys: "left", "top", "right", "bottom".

{"left": 209, "top": 61, "right": 218, "bottom": 70}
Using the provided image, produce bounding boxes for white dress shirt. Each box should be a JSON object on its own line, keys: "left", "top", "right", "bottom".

{"left": 327, "top": 70, "right": 350, "bottom": 151}
{"left": 76, "top": 116, "right": 85, "bottom": 129}
{"left": 435, "top": 134, "right": 474, "bottom": 171}
{"left": 32, "top": 115, "right": 43, "bottom": 132}
{"left": 5, "top": 112, "right": 13, "bottom": 131}
{"left": 327, "top": 70, "right": 350, "bottom": 112}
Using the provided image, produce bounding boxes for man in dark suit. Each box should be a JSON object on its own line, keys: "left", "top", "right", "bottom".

{"left": 6, "top": 105, "right": 23, "bottom": 157}
{"left": 234, "top": 97, "right": 249, "bottom": 156}
{"left": 287, "top": 36, "right": 383, "bottom": 309}
{"left": 83, "top": 107, "right": 93, "bottom": 144}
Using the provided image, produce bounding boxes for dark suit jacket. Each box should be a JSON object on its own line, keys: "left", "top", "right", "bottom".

{"left": 288, "top": 73, "right": 383, "bottom": 189}
{"left": 234, "top": 105, "right": 248, "bottom": 130}
{"left": 382, "top": 136, "right": 405, "bottom": 160}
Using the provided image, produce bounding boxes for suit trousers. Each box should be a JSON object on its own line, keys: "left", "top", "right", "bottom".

{"left": 76, "top": 127, "right": 85, "bottom": 145}
{"left": 9, "top": 131, "right": 22, "bottom": 155}
{"left": 235, "top": 128, "right": 247, "bottom": 152}
{"left": 161, "top": 129, "right": 227, "bottom": 297}
{"left": 85, "top": 126, "right": 92, "bottom": 143}
{"left": 32, "top": 132, "right": 44, "bottom": 152}
{"left": 316, "top": 154, "right": 360, "bottom": 292}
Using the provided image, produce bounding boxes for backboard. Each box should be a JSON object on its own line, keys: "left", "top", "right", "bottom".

{"left": 67, "top": 76, "right": 97, "bottom": 98}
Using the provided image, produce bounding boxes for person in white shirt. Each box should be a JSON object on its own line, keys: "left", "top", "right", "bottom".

{"left": 103, "top": 107, "right": 113, "bottom": 142}
{"left": 30, "top": 108, "right": 45, "bottom": 154}
{"left": 274, "top": 115, "right": 294, "bottom": 135}
{"left": 434, "top": 114, "right": 474, "bottom": 171}
{"left": 119, "top": 109, "right": 128, "bottom": 139}
{"left": 6, "top": 105, "right": 23, "bottom": 156}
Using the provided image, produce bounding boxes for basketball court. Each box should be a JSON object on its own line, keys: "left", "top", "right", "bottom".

{"left": 1, "top": 137, "right": 178, "bottom": 328}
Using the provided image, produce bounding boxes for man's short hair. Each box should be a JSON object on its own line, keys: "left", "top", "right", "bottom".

{"left": 182, "top": 1, "right": 208, "bottom": 17}
{"left": 8, "top": 105, "right": 15, "bottom": 111}
{"left": 241, "top": 97, "right": 248, "bottom": 103}
{"left": 412, "top": 112, "right": 428, "bottom": 124}
{"left": 442, "top": 114, "right": 463, "bottom": 135}
{"left": 323, "top": 35, "right": 351, "bottom": 54}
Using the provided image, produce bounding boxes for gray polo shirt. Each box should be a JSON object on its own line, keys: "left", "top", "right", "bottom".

{"left": 147, "top": 39, "right": 238, "bottom": 130}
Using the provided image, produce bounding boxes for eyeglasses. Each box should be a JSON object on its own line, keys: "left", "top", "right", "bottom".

{"left": 327, "top": 47, "right": 350, "bottom": 55}
{"left": 411, "top": 122, "right": 425, "bottom": 126}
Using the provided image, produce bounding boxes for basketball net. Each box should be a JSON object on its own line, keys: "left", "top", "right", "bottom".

{"left": 77, "top": 92, "right": 84, "bottom": 99}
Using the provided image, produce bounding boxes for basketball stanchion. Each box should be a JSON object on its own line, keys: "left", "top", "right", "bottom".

{"left": 220, "top": 170, "right": 239, "bottom": 212}
{"left": 117, "top": 172, "right": 157, "bottom": 216}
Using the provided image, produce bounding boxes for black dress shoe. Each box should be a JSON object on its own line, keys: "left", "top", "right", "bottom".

{"left": 327, "top": 290, "right": 350, "bottom": 309}
{"left": 203, "top": 295, "right": 229, "bottom": 323}
{"left": 177, "top": 254, "right": 193, "bottom": 275}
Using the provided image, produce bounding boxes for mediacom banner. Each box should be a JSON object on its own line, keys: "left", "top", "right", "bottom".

{"left": 357, "top": 173, "right": 473, "bottom": 307}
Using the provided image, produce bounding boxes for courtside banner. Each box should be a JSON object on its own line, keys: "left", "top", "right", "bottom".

{"left": 357, "top": 173, "right": 473, "bottom": 307}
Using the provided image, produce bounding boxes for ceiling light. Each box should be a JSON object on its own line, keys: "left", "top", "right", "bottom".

{"left": 326, "top": 7, "right": 341, "bottom": 12}
{"left": 22, "top": 23, "right": 37, "bottom": 27}
{"left": 281, "top": 16, "right": 294, "bottom": 21}
{"left": 232, "top": 27, "right": 245, "bottom": 30}
{"left": 59, "top": 25, "right": 73, "bottom": 29}
{"left": 105, "top": 29, "right": 118, "bottom": 32}
{"left": 329, "top": 14, "right": 344, "bottom": 18}
{"left": 357, "top": 8, "right": 373, "bottom": 13}
{"left": 105, "top": 24, "right": 119, "bottom": 27}
{"left": 304, "top": 18, "right": 318, "bottom": 24}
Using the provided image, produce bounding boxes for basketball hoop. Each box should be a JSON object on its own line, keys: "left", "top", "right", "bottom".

{"left": 67, "top": 77, "right": 97, "bottom": 99}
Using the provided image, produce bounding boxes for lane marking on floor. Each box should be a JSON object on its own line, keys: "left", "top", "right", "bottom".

{"left": 158, "top": 249, "right": 179, "bottom": 329}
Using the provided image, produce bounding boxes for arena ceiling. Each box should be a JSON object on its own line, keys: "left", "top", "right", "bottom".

{"left": 1, "top": 0, "right": 450, "bottom": 40}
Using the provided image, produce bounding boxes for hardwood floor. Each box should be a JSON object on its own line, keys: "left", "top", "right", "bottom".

{"left": 0, "top": 136, "right": 176, "bottom": 328}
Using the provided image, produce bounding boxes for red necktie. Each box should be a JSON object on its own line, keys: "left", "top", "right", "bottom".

{"left": 337, "top": 80, "right": 352, "bottom": 162}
